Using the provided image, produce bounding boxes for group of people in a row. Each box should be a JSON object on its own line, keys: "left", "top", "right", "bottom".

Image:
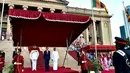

{"left": 29, "top": 46, "right": 59, "bottom": 72}
{"left": 87, "top": 52, "right": 112, "bottom": 70}
{"left": 12, "top": 45, "right": 59, "bottom": 73}
{"left": 98, "top": 53, "right": 112, "bottom": 71}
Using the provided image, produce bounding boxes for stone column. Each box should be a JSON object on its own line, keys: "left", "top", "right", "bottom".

{"left": 8, "top": 4, "right": 14, "bottom": 9}
{"left": 108, "top": 21, "right": 113, "bottom": 45}
{"left": 6, "top": 16, "right": 11, "bottom": 40}
{"left": 62, "top": 9, "right": 66, "bottom": 14}
{"left": 101, "top": 21, "right": 105, "bottom": 44}
{"left": 7, "top": 4, "right": 14, "bottom": 40}
{"left": 84, "top": 28, "right": 89, "bottom": 44}
{"left": 92, "top": 20, "right": 97, "bottom": 45}
{"left": 50, "top": 8, "right": 55, "bottom": 13}
{"left": 22, "top": 5, "right": 28, "bottom": 10}
{"left": 37, "top": 7, "right": 43, "bottom": 12}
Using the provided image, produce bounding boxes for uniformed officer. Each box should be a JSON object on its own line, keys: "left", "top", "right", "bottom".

{"left": 80, "top": 49, "right": 89, "bottom": 73}
{"left": 113, "top": 37, "right": 130, "bottom": 73}
{"left": 12, "top": 49, "right": 24, "bottom": 73}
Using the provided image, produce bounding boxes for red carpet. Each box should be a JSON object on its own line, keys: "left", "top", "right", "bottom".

{"left": 28, "top": 47, "right": 44, "bottom": 67}
{"left": 23, "top": 67, "right": 79, "bottom": 73}
{"left": 102, "top": 70, "right": 115, "bottom": 73}
{"left": 68, "top": 51, "right": 78, "bottom": 61}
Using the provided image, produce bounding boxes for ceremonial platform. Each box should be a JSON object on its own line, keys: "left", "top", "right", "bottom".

{"left": 23, "top": 67, "right": 79, "bottom": 73}
{"left": 22, "top": 67, "right": 115, "bottom": 73}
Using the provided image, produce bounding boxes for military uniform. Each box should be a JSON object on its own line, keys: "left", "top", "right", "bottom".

{"left": 12, "top": 49, "right": 24, "bottom": 73}
{"left": 0, "top": 56, "right": 4, "bottom": 73}
{"left": 80, "top": 50, "right": 92, "bottom": 73}
{"left": 113, "top": 37, "right": 130, "bottom": 73}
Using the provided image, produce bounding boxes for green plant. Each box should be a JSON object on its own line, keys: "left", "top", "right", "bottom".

{"left": 4, "top": 64, "right": 14, "bottom": 73}
{"left": 88, "top": 59, "right": 103, "bottom": 73}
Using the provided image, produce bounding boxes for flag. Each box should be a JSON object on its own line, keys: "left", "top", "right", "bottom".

{"left": 92, "top": 0, "right": 108, "bottom": 14}
{"left": 92, "top": 0, "right": 100, "bottom": 8}
{"left": 123, "top": 2, "right": 130, "bottom": 22}
{"left": 100, "top": 2, "right": 108, "bottom": 14}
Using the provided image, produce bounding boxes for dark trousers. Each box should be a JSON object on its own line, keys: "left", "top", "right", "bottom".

{"left": 82, "top": 70, "right": 88, "bottom": 73}
{"left": 0, "top": 70, "right": 2, "bottom": 73}
{"left": 45, "top": 59, "right": 50, "bottom": 71}
{"left": 78, "top": 57, "right": 80, "bottom": 66}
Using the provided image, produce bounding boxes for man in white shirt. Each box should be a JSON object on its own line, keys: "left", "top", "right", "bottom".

{"left": 30, "top": 45, "right": 39, "bottom": 71}
{"left": 51, "top": 48, "right": 59, "bottom": 70}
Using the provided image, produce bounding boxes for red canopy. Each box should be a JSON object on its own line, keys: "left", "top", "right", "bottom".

{"left": 81, "top": 45, "right": 116, "bottom": 52}
{"left": 9, "top": 9, "right": 92, "bottom": 47}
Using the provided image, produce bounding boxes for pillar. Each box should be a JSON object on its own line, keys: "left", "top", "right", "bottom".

{"left": 50, "top": 8, "right": 55, "bottom": 13}
{"left": 8, "top": 4, "right": 14, "bottom": 9}
{"left": 62, "top": 9, "right": 66, "bottom": 14}
{"left": 22, "top": 5, "right": 28, "bottom": 10}
{"left": 37, "top": 7, "right": 43, "bottom": 12}
{"left": 6, "top": 4, "right": 14, "bottom": 40}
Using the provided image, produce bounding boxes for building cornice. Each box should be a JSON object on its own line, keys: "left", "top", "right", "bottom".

{"left": 24, "top": 0, "right": 69, "bottom": 5}
{"left": 0, "top": 0, "right": 112, "bottom": 18}
{"left": 66, "top": 6, "right": 112, "bottom": 18}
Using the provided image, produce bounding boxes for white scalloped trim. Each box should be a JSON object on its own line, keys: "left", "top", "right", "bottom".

{"left": 44, "top": 16, "right": 91, "bottom": 24}
{"left": 9, "top": 13, "right": 42, "bottom": 20}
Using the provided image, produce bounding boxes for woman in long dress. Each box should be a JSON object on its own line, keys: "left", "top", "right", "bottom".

{"left": 103, "top": 54, "right": 109, "bottom": 71}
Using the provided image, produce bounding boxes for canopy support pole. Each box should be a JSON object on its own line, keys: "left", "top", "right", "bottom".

{"left": 62, "top": 32, "right": 73, "bottom": 66}
{"left": 62, "top": 39, "right": 68, "bottom": 66}
{"left": 20, "top": 28, "right": 22, "bottom": 48}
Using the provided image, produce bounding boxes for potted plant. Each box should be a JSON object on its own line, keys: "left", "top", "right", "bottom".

{"left": 4, "top": 64, "right": 14, "bottom": 73}
{"left": 88, "top": 59, "right": 103, "bottom": 73}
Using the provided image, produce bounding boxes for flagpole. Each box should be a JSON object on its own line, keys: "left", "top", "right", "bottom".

{"left": 0, "top": 0, "right": 5, "bottom": 40}
{"left": 91, "top": 0, "right": 98, "bottom": 60}
{"left": 123, "top": 1, "right": 130, "bottom": 39}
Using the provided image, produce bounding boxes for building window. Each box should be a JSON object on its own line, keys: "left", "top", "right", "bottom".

{"left": 0, "top": 3, "right": 9, "bottom": 14}
{"left": 28, "top": 6, "right": 37, "bottom": 11}
{"left": 42, "top": 8, "right": 50, "bottom": 12}
{"left": 54, "top": 9, "right": 62, "bottom": 13}
{"left": 14, "top": 5, "right": 23, "bottom": 9}
{"left": 96, "top": 21, "right": 103, "bottom": 44}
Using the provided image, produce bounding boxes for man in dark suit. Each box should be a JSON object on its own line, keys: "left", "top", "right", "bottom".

{"left": 113, "top": 37, "right": 130, "bottom": 73}
{"left": 43, "top": 47, "right": 50, "bottom": 71}
{"left": 12, "top": 48, "right": 18, "bottom": 58}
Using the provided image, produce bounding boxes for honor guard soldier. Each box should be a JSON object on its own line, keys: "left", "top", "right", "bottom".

{"left": 12, "top": 49, "right": 24, "bottom": 73}
{"left": 113, "top": 37, "right": 130, "bottom": 73}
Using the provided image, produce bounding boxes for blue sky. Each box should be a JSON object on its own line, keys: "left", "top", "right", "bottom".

{"left": 67, "top": 0, "right": 130, "bottom": 42}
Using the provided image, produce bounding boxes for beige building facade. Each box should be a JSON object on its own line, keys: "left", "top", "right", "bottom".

{"left": 0, "top": 0, "right": 113, "bottom": 45}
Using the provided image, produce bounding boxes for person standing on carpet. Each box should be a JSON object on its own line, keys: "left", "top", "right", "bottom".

{"left": 30, "top": 45, "right": 39, "bottom": 71}
{"left": 51, "top": 48, "right": 59, "bottom": 71}
{"left": 12, "top": 49, "right": 24, "bottom": 73}
{"left": 44, "top": 47, "right": 50, "bottom": 72}
{"left": 13, "top": 48, "right": 18, "bottom": 58}
{"left": 0, "top": 50, "right": 5, "bottom": 59}
{"left": 80, "top": 50, "right": 89, "bottom": 73}
{"left": 0, "top": 54, "right": 4, "bottom": 73}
